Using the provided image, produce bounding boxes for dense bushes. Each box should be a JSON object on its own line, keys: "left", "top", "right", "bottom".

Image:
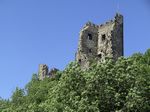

{"left": 1, "top": 49, "right": 150, "bottom": 112}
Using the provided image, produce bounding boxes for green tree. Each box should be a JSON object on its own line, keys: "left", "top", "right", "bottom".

{"left": 1, "top": 49, "right": 150, "bottom": 112}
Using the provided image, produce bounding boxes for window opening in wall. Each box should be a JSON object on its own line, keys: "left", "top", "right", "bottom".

{"left": 88, "top": 33, "right": 92, "bottom": 40}
{"left": 89, "top": 49, "right": 92, "bottom": 53}
{"left": 79, "top": 59, "right": 81, "bottom": 63}
{"left": 102, "top": 34, "right": 106, "bottom": 41}
{"left": 98, "top": 54, "right": 102, "bottom": 58}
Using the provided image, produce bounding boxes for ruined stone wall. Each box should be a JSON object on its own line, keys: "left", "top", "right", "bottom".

{"left": 98, "top": 20, "right": 114, "bottom": 61}
{"left": 76, "top": 22, "right": 99, "bottom": 69}
{"left": 38, "top": 64, "right": 59, "bottom": 80}
{"left": 112, "top": 14, "right": 123, "bottom": 60}
{"left": 76, "top": 13, "right": 124, "bottom": 70}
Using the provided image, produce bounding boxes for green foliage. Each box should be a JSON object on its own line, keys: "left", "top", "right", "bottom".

{"left": 1, "top": 49, "right": 150, "bottom": 112}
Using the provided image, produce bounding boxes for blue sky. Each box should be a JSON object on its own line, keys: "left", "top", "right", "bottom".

{"left": 0, "top": 0, "right": 150, "bottom": 99}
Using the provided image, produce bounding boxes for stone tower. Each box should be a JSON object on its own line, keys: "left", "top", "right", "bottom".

{"left": 38, "top": 64, "right": 49, "bottom": 80}
{"left": 76, "top": 13, "right": 123, "bottom": 70}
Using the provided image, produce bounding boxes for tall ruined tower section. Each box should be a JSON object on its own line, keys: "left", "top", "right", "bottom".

{"left": 38, "top": 64, "right": 49, "bottom": 80}
{"left": 76, "top": 13, "right": 123, "bottom": 70}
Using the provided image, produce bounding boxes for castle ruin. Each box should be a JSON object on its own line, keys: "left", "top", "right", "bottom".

{"left": 38, "top": 13, "right": 124, "bottom": 79}
{"left": 76, "top": 13, "right": 123, "bottom": 69}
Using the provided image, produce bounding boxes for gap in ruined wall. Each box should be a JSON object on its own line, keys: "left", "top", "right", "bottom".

{"left": 102, "top": 34, "right": 106, "bottom": 41}
{"left": 88, "top": 49, "right": 92, "bottom": 53}
{"left": 88, "top": 33, "right": 93, "bottom": 40}
{"left": 98, "top": 54, "right": 102, "bottom": 58}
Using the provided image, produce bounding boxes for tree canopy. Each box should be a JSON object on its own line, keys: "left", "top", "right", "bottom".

{"left": 1, "top": 49, "right": 150, "bottom": 112}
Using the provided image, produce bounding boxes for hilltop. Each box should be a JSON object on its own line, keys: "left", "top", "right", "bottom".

{"left": 0, "top": 49, "right": 150, "bottom": 111}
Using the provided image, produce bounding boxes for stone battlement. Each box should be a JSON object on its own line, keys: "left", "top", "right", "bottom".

{"left": 83, "top": 21, "right": 99, "bottom": 28}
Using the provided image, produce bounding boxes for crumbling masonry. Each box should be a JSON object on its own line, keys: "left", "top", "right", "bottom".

{"left": 38, "top": 64, "right": 58, "bottom": 80}
{"left": 75, "top": 13, "right": 123, "bottom": 70}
